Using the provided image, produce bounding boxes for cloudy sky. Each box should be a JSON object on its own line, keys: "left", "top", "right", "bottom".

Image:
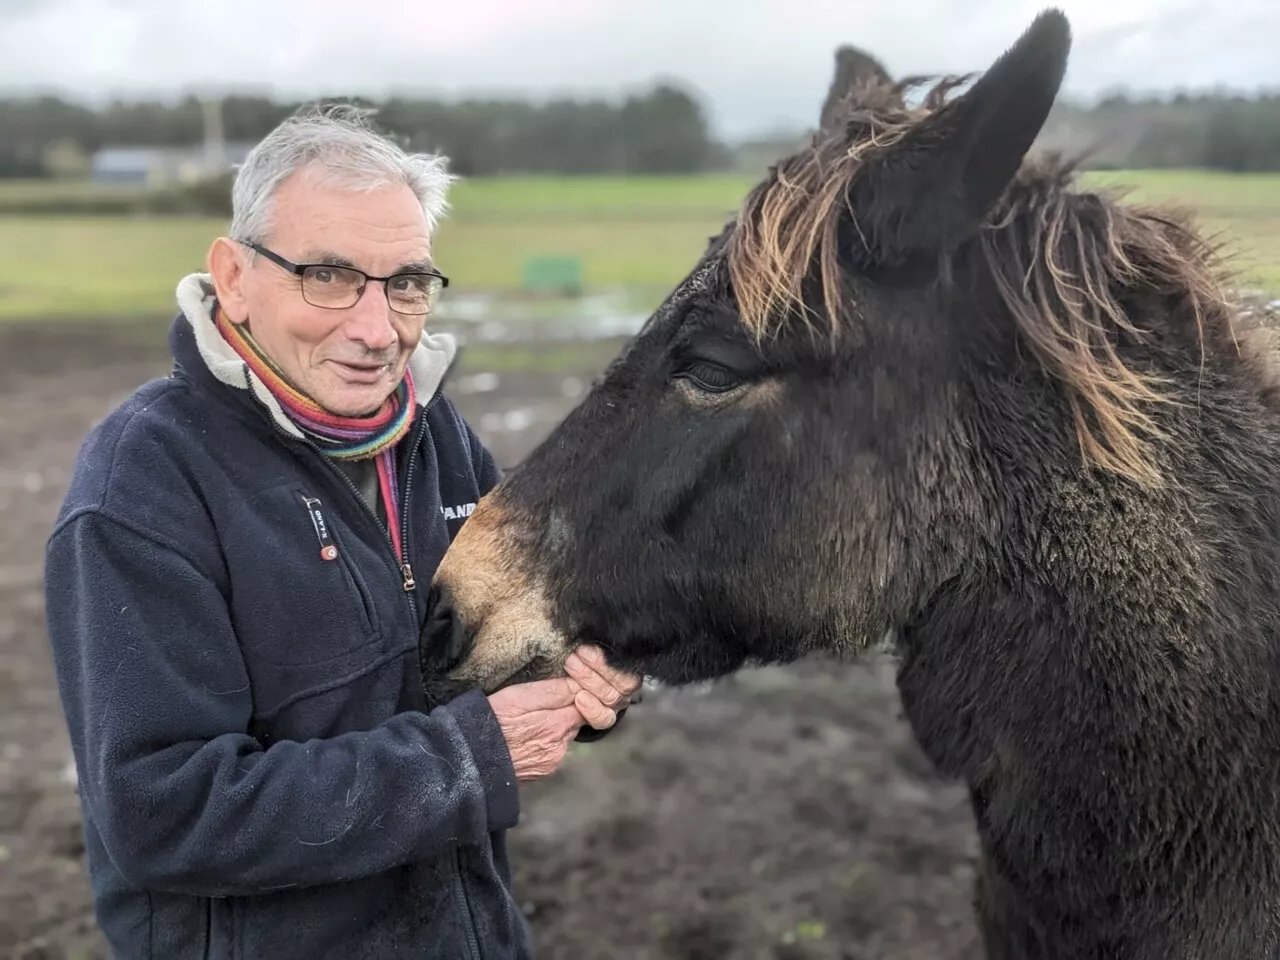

{"left": 0, "top": 0, "right": 1275, "bottom": 139}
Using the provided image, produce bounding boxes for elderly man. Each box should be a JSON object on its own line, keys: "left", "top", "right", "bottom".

{"left": 43, "top": 104, "right": 642, "bottom": 959}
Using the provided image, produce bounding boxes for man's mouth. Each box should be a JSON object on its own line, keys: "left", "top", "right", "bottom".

{"left": 332, "top": 360, "right": 392, "bottom": 384}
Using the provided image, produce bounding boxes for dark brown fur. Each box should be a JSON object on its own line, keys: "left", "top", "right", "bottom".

{"left": 429, "top": 10, "right": 1280, "bottom": 957}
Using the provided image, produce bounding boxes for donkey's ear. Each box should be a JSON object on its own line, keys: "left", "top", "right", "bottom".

{"left": 847, "top": 8, "right": 1071, "bottom": 266}
{"left": 819, "top": 45, "right": 898, "bottom": 131}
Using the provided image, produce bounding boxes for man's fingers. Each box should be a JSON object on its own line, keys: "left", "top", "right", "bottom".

{"left": 493, "top": 675, "right": 582, "bottom": 712}
{"left": 550, "top": 704, "right": 587, "bottom": 738}
{"left": 566, "top": 646, "right": 642, "bottom": 706}
{"left": 574, "top": 689, "right": 617, "bottom": 731}
{"left": 579, "top": 645, "right": 642, "bottom": 695}
{"left": 564, "top": 651, "right": 626, "bottom": 708}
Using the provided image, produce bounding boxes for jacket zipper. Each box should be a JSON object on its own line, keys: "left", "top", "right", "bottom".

{"left": 396, "top": 405, "right": 426, "bottom": 601}
{"left": 325, "top": 399, "right": 434, "bottom": 625}
{"left": 454, "top": 850, "right": 483, "bottom": 960}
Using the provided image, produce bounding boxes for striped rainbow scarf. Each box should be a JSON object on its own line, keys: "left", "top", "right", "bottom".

{"left": 214, "top": 305, "right": 416, "bottom": 562}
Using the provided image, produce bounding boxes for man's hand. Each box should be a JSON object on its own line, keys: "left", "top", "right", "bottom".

{"left": 488, "top": 648, "right": 644, "bottom": 780}
{"left": 488, "top": 677, "right": 591, "bottom": 781}
{"left": 563, "top": 645, "right": 643, "bottom": 730}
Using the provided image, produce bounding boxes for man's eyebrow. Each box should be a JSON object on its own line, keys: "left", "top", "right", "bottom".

{"left": 300, "top": 250, "right": 435, "bottom": 274}
{"left": 301, "top": 249, "right": 360, "bottom": 269}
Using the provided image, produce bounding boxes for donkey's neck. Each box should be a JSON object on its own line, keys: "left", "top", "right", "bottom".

{"left": 891, "top": 442, "right": 1280, "bottom": 949}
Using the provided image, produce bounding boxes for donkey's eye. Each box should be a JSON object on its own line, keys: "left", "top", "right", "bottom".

{"left": 677, "top": 360, "right": 742, "bottom": 393}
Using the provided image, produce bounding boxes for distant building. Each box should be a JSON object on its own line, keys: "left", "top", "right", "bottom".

{"left": 90, "top": 141, "right": 255, "bottom": 187}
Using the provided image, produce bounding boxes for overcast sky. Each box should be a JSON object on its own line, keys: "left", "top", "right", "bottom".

{"left": 0, "top": 0, "right": 1275, "bottom": 139}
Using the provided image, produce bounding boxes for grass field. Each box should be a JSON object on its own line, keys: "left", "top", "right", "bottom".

{"left": 0, "top": 170, "right": 1276, "bottom": 321}
{"left": 1084, "top": 169, "right": 1280, "bottom": 293}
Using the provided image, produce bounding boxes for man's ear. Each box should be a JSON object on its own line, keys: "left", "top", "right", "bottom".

{"left": 843, "top": 8, "right": 1071, "bottom": 267}
{"left": 207, "top": 237, "right": 251, "bottom": 325}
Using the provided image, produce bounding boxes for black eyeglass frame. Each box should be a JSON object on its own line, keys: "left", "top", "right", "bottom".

{"left": 237, "top": 239, "right": 449, "bottom": 315}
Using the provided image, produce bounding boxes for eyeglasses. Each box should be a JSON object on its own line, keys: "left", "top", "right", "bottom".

{"left": 238, "top": 240, "right": 449, "bottom": 316}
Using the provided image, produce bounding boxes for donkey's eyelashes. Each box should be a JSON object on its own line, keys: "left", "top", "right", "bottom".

{"left": 673, "top": 360, "right": 742, "bottom": 394}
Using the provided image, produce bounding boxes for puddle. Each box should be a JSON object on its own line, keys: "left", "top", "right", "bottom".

{"left": 452, "top": 372, "right": 501, "bottom": 394}
{"left": 479, "top": 407, "right": 539, "bottom": 433}
{"left": 427, "top": 288, "right": 642, "bottom": 465}
{"left": 432, "top": 287, "right": 652, "bottom": 347}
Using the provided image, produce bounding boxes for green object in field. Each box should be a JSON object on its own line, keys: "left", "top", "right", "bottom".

{"left": 523, "top": 255, "right": 582, "bottom": 296}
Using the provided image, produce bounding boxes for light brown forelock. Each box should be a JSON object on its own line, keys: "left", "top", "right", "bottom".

{"left": 724, "top": 77, "right": 958, "bottom": 345}
{"left": 980, "top": 159, "right": 1236, "bottom": 489}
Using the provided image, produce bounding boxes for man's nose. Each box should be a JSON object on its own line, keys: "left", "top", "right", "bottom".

{"left": 344, "top": 282, "right": 398, "bottom": 351}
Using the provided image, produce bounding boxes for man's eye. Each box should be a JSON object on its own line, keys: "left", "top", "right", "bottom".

{"left": 677, "top": 361, "right": 742, "bottom": 393}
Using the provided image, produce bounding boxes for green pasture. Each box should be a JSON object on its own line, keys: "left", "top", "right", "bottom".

{"left": 1083, "top": 169, "right": 1280, "bottom": 291}
{"left": 0, "top": 170, "right": 1276, "bottom": 321}
{"left": 0, "top": 215, "right": 729, "bottom": 319}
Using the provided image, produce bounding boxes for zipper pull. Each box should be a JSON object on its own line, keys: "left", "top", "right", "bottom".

{"left": 401, "top": 562, "right": 416, "bottom": 592}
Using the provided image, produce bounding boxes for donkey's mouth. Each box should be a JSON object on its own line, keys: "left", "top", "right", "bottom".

{"left": 499, "top": 653, "right": 561, "bottom": 688}
{"left": 422, "top": 654, "right": 560, "bottom": 706}
{"left": 423, "top": 641, "right": 561, "bottom": 701}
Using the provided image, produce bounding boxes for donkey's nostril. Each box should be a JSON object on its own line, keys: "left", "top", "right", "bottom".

{"left": 421, "top": 583, "right": 470, "bottom": 674}
{"left": 424, "top": 584, "right": 452, "bottom": 641}
{"left": 424, "top": 583, "right": 445, "bottom": 620}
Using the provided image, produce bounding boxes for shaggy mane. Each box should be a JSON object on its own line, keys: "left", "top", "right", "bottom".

{"left": 725, "top": 76, "right": 1241, "bottom": 488}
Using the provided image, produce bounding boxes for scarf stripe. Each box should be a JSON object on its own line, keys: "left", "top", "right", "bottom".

{"left": 214, "top": 305, "right": 415, "bottom": 562}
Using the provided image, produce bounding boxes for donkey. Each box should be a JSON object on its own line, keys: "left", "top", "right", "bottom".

{"left": 425, "top": 9, "right": 1280, "bottom": 957}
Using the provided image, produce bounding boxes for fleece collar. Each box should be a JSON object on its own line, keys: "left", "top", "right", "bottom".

{"left": 174, "top": 272, "right": 457, "bottom": 440}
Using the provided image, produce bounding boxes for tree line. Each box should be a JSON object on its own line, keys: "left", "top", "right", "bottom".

{"left": 3, "top": 85, "right": 1280, "bottom": 182}
{"left": 0, "top": 84, "right": 729, "bottom": 179}
{"left": 1038, "top": 92, "right": 1280, "bottom": 172}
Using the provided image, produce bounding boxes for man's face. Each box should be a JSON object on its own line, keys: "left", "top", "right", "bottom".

{"left": 211, "top": 172, "right": 434, "bottom": 416}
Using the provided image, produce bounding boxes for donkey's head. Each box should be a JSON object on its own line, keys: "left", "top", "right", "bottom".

{"left": 425, "top": 9, "right": 1215, "bottom": 697}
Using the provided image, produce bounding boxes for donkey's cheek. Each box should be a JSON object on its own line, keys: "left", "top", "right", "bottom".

{"left": 430, "top": 494, "right": 573, "bottom": 693}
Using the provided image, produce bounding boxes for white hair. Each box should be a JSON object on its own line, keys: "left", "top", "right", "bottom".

{"left": 229, "top": 102, "right": 454, "bottom": 243}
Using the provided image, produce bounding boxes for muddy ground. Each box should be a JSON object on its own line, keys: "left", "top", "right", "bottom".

{"left": 0, "top": 315, "right": 987, "bottom": 960}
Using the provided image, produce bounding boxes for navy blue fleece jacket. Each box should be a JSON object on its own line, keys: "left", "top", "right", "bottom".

{"left": 43, "top": 274, "right": 535, "bottom": 959}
